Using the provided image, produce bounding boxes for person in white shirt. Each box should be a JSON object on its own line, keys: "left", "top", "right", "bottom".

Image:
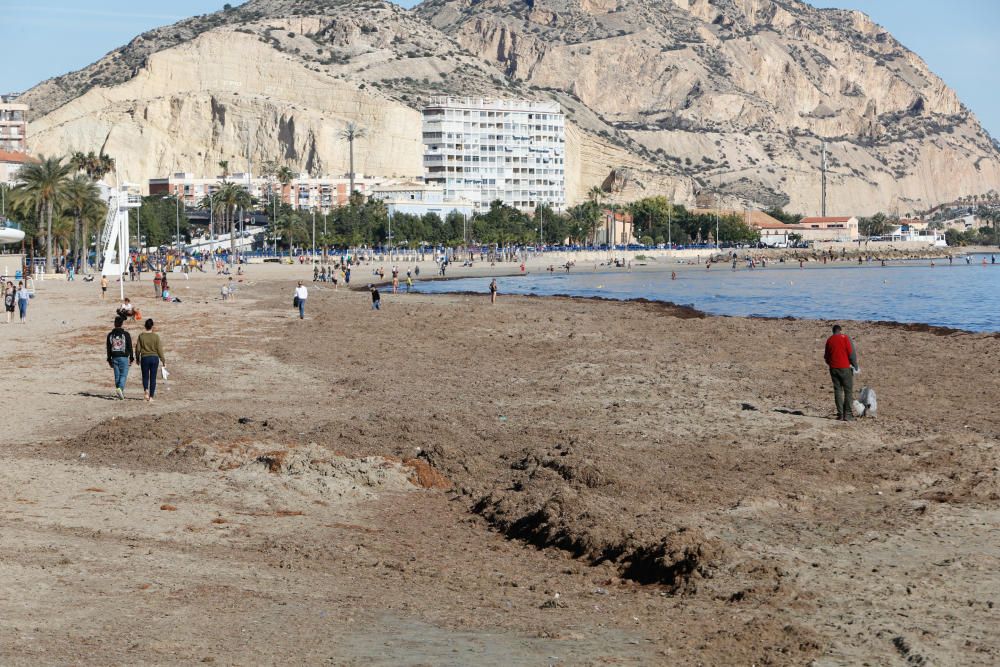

{"left": 294, "top": 282, "right": 308, "bottom": 319}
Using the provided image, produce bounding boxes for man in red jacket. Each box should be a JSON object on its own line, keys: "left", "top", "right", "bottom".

{"left": 824, "top": 324, "right": 859, "bottom": 421}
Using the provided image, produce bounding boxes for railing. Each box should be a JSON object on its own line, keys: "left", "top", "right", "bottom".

{"left": 98, "top": 193, "right": 119, "bottom": 250}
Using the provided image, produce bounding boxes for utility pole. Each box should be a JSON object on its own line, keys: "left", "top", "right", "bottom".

{"left": 821, "top": 141, "right": 828, "bottom": 218}
{"left": 311, "top": 207, "right": 316, "bottom": 264}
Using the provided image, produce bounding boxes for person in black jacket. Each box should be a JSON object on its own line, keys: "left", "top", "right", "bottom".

{"left": 107, "top": 316, "right": 134, "bottom": 400}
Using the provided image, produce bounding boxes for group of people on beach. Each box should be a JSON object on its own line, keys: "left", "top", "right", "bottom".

{"left": 105, "top": 315, "right": 167, "bottom": 402}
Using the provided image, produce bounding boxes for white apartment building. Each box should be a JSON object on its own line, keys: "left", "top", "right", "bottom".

{"left": 422, "top": 97, "right": 566, "bottom": 212}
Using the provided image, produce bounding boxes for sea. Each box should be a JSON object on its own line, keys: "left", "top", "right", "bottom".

{"left": 414, "top": 254, "right": 1000, "bottom": 333}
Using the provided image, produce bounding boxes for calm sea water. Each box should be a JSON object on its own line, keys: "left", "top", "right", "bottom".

{"left": 415, "top": 255, "right": 1000, "bottom": 332}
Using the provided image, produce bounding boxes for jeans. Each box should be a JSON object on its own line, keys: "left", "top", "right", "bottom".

{"left": 17, "top": 298, "right": 27, "bottom": 320}
{"left": 830, "top": 367, "right": 854, "bottom": 418}
{"left": 141, "top": 356, "right": 159, "bottom": 397}
{"left": 111, "top": 356, "right": 130, "bottom": 391}
{"left": 298, "top": 298, "right": 306, "bottom": 319}
{"left": 372, "top": 300, "right": 380, "bottom": 310}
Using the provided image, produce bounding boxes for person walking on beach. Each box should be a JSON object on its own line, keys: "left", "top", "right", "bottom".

{"left": 370, "top": 284, "right": 381, "bottom": 310}
{"left": 4, "top": 281, "right": 15, "bottom": 323}
{"left": 154, "top": 271, "right": 162, "bottom": 297}
{"left": 824, "top": 324, "right": 859, "bottom": 421}
{"left": 135, "top": 318, "right": 166, "bottom": 402}
{"left": 294, "top": 281, "right": 308, "bottom": 319}
{"left": 405, "top": 275, "right": 413, "bottom": 293}
{"left": 16, "top": 281, "right": 30, "bottom": 323}
{"left": 100, "top": 275, "right": 108, "bottom": 300}
{"left": 106, "top": 316, "right": 134, "bottom": 400}
{"left": 489, "top": 278, "right": 498, "bottom": 304}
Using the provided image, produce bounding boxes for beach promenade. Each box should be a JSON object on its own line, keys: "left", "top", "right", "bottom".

{"left": 1, "top": 263, "right": 998, "bottom": 665}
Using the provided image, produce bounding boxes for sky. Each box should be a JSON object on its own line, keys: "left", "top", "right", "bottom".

{"left": 0, "top": 0, "right": 997, "bottom": 137}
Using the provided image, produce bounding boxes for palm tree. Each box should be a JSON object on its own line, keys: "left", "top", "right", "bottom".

{"left": 588, "top": 186, "right": 604, "bottom": 206}
{"left": 64, "top": 174, "right": 102, "bottom": 271}
{"left": 338, "top": 122, "right": 368, "bottom": 198}
{"left": 50, "top": 214, "right": 74, "bottom": 258}
{"left": 218, "top": 160, "right": 230, "bottom": 179}
{"left": 272, "top": 211, "right": 304, "bottom": 260}
{"left": 13, "top": 155, "right": 73, "bottom": 272}
{"left": 212, "top": 181, "right": 252, "bottom": 262}
{"left": 69, "top": 151, "right": 115, "bottom": 181}
{"left": 276, "top": 165, "right": 294, "bottom": 206}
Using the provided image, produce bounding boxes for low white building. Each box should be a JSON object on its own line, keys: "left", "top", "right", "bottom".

{"left": 369, "top": 182, "right": 475, "bottom": 218}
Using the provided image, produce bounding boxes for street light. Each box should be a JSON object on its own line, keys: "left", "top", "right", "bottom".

{"left": 311, "top": 207, "right": 316, "bottom": 264}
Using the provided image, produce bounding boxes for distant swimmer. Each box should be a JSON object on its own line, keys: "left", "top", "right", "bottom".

{"left": 671, "top": 271, "right": 677, "bottom": 280}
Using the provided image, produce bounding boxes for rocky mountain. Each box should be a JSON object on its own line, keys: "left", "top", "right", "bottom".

{"left": 20, "top": 0, "right": 1000, "bottom": 214}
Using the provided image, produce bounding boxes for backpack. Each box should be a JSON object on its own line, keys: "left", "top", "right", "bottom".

{"left": 110, "top": 331, "right": 127, "bottom": 354}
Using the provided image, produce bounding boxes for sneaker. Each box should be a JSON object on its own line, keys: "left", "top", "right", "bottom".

{"left": 115, "top": 387, "right": 124, "bottom": 400}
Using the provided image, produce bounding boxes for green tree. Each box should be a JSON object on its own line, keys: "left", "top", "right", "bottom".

{"left": 212, "top": 181, "right": 252, "bottom": 260}
{"left": 13, "top": 155, "right": 73, "bottom": 272}
{"left": 63, "top": 174, "right": 104, "bottom": 270}
{"left": 765, "top": 207, "right": 804, "bottom": 225}
{"left": 859, "top": 212, "right": 894, "bottom": 238}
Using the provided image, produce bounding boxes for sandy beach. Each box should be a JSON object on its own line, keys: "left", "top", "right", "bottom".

{"left": 1, "top": 263, "right": 998, "bottom": 665}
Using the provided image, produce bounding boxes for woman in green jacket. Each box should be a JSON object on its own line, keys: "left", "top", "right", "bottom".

{"left": 135, "top": 318, "right": 167, "bottom": 402}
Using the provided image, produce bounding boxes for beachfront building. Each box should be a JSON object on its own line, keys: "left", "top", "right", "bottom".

{"left": 0, "top": 96, "right": 28, "bottom": 154}
{"left": 368, "top": 182, "right": 475, "bottom": 218}
{"left": 754, "top": 215, "right": 860, "bottom": 245}
{"left": 422, "top": 97, "right": 566, "bottom": 212}
{"left": 149, "top": 172, "right": 392, "bottom": 211}
{"left": 593, "top": 209, "right": 637, "bottom": 246}
{"left": 798, "top": 216, "right": 859, "bottom": 242}
{"left": 0, "top": 149, "right": 36, "bottom": 184}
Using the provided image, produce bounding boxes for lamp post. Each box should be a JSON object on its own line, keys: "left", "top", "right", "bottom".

{"left": 174, "top": 191, "right": 181, "bottom": 251}
{"left": 311, "top": 207, "right": 316, "bottom": 264}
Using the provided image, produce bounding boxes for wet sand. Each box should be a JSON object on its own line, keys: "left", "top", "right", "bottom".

{"left": 1, "top": 264, "right": 998, "bottom": 665}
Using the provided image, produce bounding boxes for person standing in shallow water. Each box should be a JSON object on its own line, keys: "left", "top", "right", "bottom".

{"left": 824, "top": 324, "right": 859, "bottom": 421}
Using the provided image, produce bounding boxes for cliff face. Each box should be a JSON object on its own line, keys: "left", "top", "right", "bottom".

{"left": 417, "top": 0, "right": 1000, "bottom": 214}
{"left": 21, "top": 0, "right": 1000, "bottom": 214}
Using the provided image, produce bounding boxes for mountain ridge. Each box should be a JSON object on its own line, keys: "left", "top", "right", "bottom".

{"left": 19, "top": 0, "right": 1000, "bottom": 214}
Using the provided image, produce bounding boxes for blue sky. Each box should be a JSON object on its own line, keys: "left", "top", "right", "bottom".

{"left": 1, "top": 0, "right": 997, "bottom": 138}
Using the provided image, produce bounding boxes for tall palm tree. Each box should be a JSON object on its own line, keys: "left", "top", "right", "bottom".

{"left": 212, "top": 181, "right": 252, "bottom": 262}
{"left": 276, "top": 165, "right": 294, "bottom": 207}
{"left": 218, "top": 160, "right": 230, "bottom": 179}
{"left": 588, "top": 185, "right": 604, "bottom": 206}
{"left": 338, "top": 122, "right": 368, "bottom": 198}
{"left": 272, "top": 211, "right": 304, "bottom": 260}
{"left": 64, "top": 174, "right": 102, "bottom": 271}
{"left": 13, "top": 155, "right": 73, "bottom": 272}
{"left": 50, "top": 214, "right": 74, "bottom": 258}
{"left": 69, "top": 151, "right": 115, "bottom": 181}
